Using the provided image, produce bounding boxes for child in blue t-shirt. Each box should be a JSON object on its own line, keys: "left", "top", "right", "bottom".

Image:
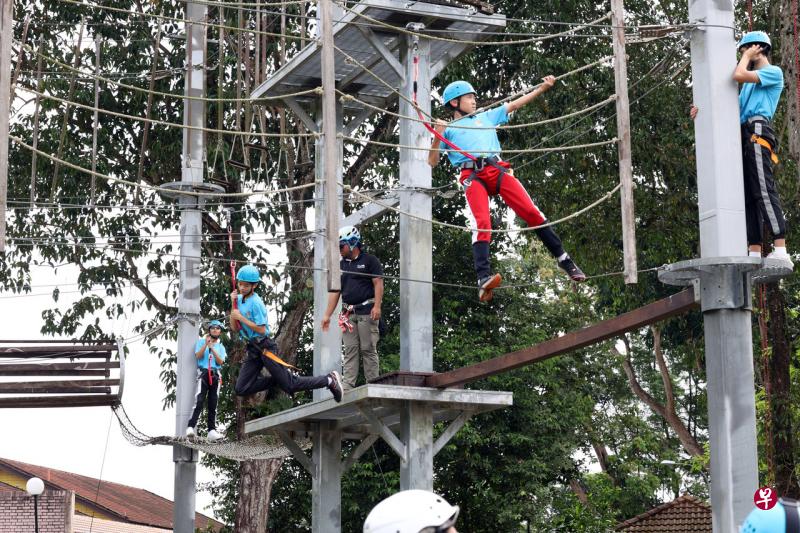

{"left": 186, "top": 320, "right": 227, "bottom": 442}
{"left": 428, "top": 77, "right": 586, "bottom": 302}
{"left": 230, "top": 265, "right": 343, "bottom": 402}
{"left": 691, "top": 31, "right": 790, "bottom": 264}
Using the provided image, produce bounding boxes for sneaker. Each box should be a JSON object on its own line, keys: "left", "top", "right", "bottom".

{"left": 558, "top": 256, "right": 587, "bottom": 282}
{"left": 207, "top": 429, "right": 222, "bottom": 442}
{"left": 478, "top": 273, "right": 502, "bottom": 302}
{"left": 186, "top": 426, "right": 195, "bottom": 438}
{"left": 767, "top": 249, "right": 794, "bottom": 267}
{"left": 327, "top": 370, "right": 344, "bottom": 403}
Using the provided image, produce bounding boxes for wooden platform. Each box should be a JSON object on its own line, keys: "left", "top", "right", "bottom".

{"left": 244, "top": 384, "right": 512, "bottom": 440}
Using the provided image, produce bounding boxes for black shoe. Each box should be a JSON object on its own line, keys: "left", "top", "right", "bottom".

{"left": 558, "top": 256, "right": 586, "bottom": 282}
{"left": 327, "top": 370, "right": 343, "bottom": 402}
{"left": 478, "top": 273, "right": 502, "bottom": 302}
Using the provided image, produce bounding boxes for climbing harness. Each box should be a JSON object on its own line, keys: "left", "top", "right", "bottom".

{"left": 751, "top": 133, "right": 779, "bottom": 164}
{"left": 337, "top": 298, "right": 375, "bottom": 333}
{"left": 410, "top": 39, "right": 511, "bottom": 195}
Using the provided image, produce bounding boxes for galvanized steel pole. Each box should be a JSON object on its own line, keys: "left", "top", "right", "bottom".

{"left": 689, "top": 1, "right": 757, "bottom": 531}
{"left": 399, "top": 30, "right": 434, "bottom": 491}
{"left": 174, "top": 1, "right": 206, "bottom": 531}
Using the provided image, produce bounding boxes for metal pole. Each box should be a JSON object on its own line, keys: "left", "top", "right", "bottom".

{"left": 90, "top": 36, "right": 101, "bottom": 207}
{"left": 610, "top": 0, "right": 637, "bottom": 284}
{"left": 399, "top": 31, "right": 433, "bottom": 491}
{"left": 173, "top": 1, "right": 206, "bottom": 532}
{"left": 312, "top": 424, "right": 342, "bottom": 533}
{"left": 688, "top": 1, "right": 757, "bottom": 531}
{"left": 33, "top": 494, "right": 39, "bottom": 533}
{"left": 0, "top": 0, "right": 13, "bottom": 252}
{"left": 320, "top": 0, "right": 341, "bottom": 291}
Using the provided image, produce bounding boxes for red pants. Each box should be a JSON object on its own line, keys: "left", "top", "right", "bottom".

{"left": 460, "top": 162, "right": 546, "bottom": 243}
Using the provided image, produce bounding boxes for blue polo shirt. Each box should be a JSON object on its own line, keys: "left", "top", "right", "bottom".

{"left": 237, "top": 293, "right": 269, "bottom": 341}
{"left": 441, "top": 104, "right": 510, "bottom": 167}
{"left": 193, "top": 338, "right": 227, "bottom": 371}
{"left": 739, "top": 64, "right": 783, "bottom": 123}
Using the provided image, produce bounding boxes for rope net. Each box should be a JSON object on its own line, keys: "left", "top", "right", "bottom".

{"left": 112, "top": 403, "right": 310, "bottom": 462}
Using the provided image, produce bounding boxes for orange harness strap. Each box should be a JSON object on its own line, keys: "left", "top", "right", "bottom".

{"left": 751, "top": 134, "right": 780, "bottom": 164}
{"left": 262, "top": 350, "right": 299, "bottom": 371}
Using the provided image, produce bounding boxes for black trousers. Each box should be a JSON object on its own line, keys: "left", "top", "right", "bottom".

{"left": 742, "top": 120, "right": 786, "bottom": 245}
{"left": 234, "top": 337, "right": 328, "bottom": 397}
{"left": 188, "top": 370, "right": 219, "bottom": 430}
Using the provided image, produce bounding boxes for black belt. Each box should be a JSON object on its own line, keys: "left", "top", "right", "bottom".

{"left": 460, "top": 157, "right": 508, "bottom": 195}
{"left": 746, "top": 114, "right": 771, "bottom": 125}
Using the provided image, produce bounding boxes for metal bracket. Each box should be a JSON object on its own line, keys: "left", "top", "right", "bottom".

{"left": 173, "top": 443, "right": 199, "bottom": 463}
{"left": 174, "top": 312, "right": 201, "bottom": 325}
{"left": 276, "top": 429, "right": 314, "bottom": 475}
{"left": 358, "top": 405, "right": 407, "bottom": 462}
{"left": 658, "top": 257, "right": 793, "bottom": 312}
{"left": 433, "top": 411, "right": 472, "bottom": 456}
{"left": 341, "top": 434, "right": 380, "bottom": 472}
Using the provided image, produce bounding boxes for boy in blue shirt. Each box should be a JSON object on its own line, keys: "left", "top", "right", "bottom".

{"left": 186, "top": 320, "right": 227, "bottom": 441}
{"left": 692, "top": 31, "right": 790, "bottom": 263}
{"left": 428, "top": 78, "right": 586, "bottom": 302}
{"left": 231, "top": 265, "right": 344, "bottom": 402}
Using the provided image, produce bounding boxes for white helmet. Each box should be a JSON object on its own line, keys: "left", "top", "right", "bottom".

{"left": 339, "top": 225, "right": 361, "bottom": 247}
{"left": 363, "top": 490, "right": 460, "bottom": 533}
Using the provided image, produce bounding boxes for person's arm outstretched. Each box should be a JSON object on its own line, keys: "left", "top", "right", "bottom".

{"left": 507, "top": 75, "right": 556, "bottom": 113}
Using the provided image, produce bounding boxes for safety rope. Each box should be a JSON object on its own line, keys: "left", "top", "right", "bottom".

{"left": 112, "top": 403, "right": 307, "bottom": 461}
{"left": 10, "top": 135, "right": 319, "bottom": 198}
{"left": 342, "top": 182, "right": 622, "bottom": 233}
{"left": 19, "top": 43, "right": 323, "bottom": 103}
{"left": 15, "top": 85, "right": 319, "bottom": 138}
{"left": 225, "top": 209, "right": 242, "bottom": 333}
{"left": 794, "top": 0, "right": 800, "bottom": 126}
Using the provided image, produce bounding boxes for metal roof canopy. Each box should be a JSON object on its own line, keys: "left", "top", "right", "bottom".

{"left": 251, "top": 0, "right": 507, "bottom": 111}
{"left": 245, "top": 384, "right": 512, "bottom": 441}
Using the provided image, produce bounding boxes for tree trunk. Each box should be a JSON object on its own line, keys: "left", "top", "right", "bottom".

{"left": 767, "top": 284, "right": 799, "bottom": 498}
{"left": 234, "top": 458, "right": 284, "bottom": 533}
{"left": 777, "top": 0, "right": 800, "bottom": 165}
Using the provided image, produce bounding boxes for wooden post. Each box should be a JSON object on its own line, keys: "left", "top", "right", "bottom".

{"left": 320, "top": 0, "right": 340, "bottom": 291}
{"left": 29, "top": 36, "right": 43, "bottom": 207}
{"left": 0, "top": 0, "right": 13, "bottom": 252}
{"left": 610, "top": 0, "right": 637, "bottom": 283}
{"left": 90, "top": 36, "right": 101, "bottom": 206}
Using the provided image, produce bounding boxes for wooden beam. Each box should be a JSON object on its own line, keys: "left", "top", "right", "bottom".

{"left": 0, "top": 395, "right": 119, "bottom": 408}
{"left": 426, "top": 289, "right": 698, "bottom": 388}
{"left": 1, "top": 364, "right": 117, "bottom": 376}
{"left": 0, "top": 379, "right": 119, "bottom": 393}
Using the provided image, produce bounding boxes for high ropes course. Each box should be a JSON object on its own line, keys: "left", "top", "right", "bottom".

{"left": 0, "top": 0, "right": 795, "bottom": 532}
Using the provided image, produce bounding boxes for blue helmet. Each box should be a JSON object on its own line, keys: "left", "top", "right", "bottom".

{"left": 339, "top": 225, "right": 361, "bottom": 248}
{"left": 207, "top": 320, "right": 225, "bottom": 330}
{"left": 442, "top": 81, "right": 476, "bottom": 108}
{"left": 738, "top": 31, "right": 771, "bottom": 51}
{"left": 741, "top": 499, "right": 798, "bottom": 533}
{"left": 236, "top": 264, "right": 261, "bottom": 283}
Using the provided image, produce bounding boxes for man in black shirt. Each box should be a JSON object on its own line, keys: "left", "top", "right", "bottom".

{"left": 322, "top": 225, "right": 384, "bottom": 389}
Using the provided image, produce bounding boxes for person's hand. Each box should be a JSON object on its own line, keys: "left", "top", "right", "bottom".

{"left": 230, "top": 290, "right": 239, "bottom": 305}
{"left": 321, "top": 315, "right": 331, "bottom": 332}
{"left": 742, "top": 45, "right": 763, "bottom": 59}
{"left": 690, "top": 105, "right": 699, "bottom": 120}
{"left": 205, "top": 335, "right": 214, "bottom": 346}
{"left": 230, "top": 309, "right": 244, "bottom": 322}
{"left": 541, "top": 75, "right": 556, "bottom": 91}
{"left": 434, "top": 119, "right": 448, "bottom": 135}
{"left": 370, "top": 305, "right": 382, "bottom": 321}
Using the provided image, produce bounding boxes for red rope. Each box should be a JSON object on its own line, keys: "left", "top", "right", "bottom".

{"left": 411, "top": 55, "right": 478, "bottom": 162}
{"left": 225, "top": 210, "right": 240, "bottom": 332}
